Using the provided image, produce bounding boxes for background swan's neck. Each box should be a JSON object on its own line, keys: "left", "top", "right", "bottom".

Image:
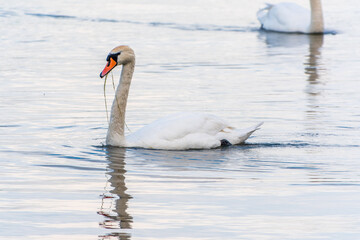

{"left": 309, "top": 0, "right": 324, "bottom": 33}
{"left": 106, "top": 61, "right": 135, "bottom": 145}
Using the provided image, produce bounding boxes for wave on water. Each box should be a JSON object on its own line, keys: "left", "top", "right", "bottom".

{"left": 2, "top": 148, "right": 107, "bottom": 171}
{"left": 25, "top": 12, "right": 254, "bottom": 32}
{"left": 238, "top": 141, "right": 313, "bottom": 149}
{"left": 0, "top": 124, "right": 21, "bottom": 128}
{"left": 24, "top": 12, "right": 338, "bottom": 34}
{"left": 93, "top": 140, "right": 360, "bottom": 151}
{"left": 26, "top": 13, "right": 76, "bottom": 19}
{"left": 36, "top": 164, "right": 105, "bottom": 171}
{"left": 240, "top": 141, "right": 360, "bottom": 149}
{"left": 148, "top": 21, "right": 252, "bottom": 32}
{"left": 0, "top": 9, "right": 17, "bottom": 17}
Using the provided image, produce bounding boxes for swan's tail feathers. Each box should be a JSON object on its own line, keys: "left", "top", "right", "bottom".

{"left": 236, "top": 122, "right": 263, "bottom": 144}
{"left": 244, "top": 122, "right": 263, "bottom": 135}
{"left": 252, "top": 122, "right": 264, "bottom": 131}
{"left": 257, "top": 3, "right": 274, "bottom": 23}
{"left": 260, "top": 3, "right": 274, "bottom": 11}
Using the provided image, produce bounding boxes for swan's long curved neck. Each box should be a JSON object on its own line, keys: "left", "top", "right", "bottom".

{"left": 309, "top": 0, "right": 324, "bottom": 33}
{"left": 106, "top": 61, "right": 135, "bottom": 145}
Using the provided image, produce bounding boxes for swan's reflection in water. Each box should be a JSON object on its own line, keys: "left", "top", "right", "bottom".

{"left": 304, "top": 34, "right": 324, "bottom": 92}
{"left": 259, "top": 31, "right": 329, "bottom": 181}
{"left": 258, "top": 31, "right": 325, "bottom": 122}
{"left": 258, "top": 31, "right": 325, "bottom": 88}
{"left": 258, "top": 30, "right": 321, "bottom": 48}
{"left": 302, "top": 34, "right": 325, "bottom": 121}
{"left": 97, "top": 143, "right": 251, "bottom": 239}
{"left": 99, "top": 147, "right": 132, "bottom": 240}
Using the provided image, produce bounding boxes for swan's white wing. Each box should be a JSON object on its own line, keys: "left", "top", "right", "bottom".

{"left": 125, "top": 112, "right": 261, "bottom": 150}
{"left": 126, "top": 112, "right": 227, "bottom": 149}
{"left": 257, "top": 2, "right": 311, "bottom": 33}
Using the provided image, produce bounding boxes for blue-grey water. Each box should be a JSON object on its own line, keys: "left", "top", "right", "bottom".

{"left": 1, "top": 0, "right": 360, "bottom": 239}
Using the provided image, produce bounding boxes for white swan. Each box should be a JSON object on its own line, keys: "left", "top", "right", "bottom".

{"left": 257, "top": 0, "right": 324, "bottom": 34}
{"left": 100, "top": 45, "right": 262, "bottom": 150}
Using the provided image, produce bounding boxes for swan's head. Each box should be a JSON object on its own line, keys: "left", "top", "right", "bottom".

{"left": 100, "top": 45, "right": 135, "bottom": 78}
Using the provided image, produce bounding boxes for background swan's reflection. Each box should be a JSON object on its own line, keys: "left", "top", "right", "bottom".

{"left": 303, "top": 34, "right": 326, "bottom": 132}
{"left": 258, "top": 31, "right": 326, "bottom": 126}
{"left": 304, "top": 34, "right": 324, "bottom": 92}
{"left": 258, "top": 31, "right": 330, "bottom": 174}
{"left": 99, "top": 147, "right": 132, "bottom": 240}
{"left": 258, "top": 30, "right": 325, "bottom": 86}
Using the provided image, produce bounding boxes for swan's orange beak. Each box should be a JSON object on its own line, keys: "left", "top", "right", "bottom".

{"left": 100, "top": 58, "right": 117, "bottom": 78}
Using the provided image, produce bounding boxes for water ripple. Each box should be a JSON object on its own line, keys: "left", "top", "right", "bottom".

{"left": 36, "top": 164, "right": 105, "bottom": 171}
{"left": 26, "top": 13, "right": 76, "bottom": 19}
{"left": 239, "top": 142, "right": 360, "bottom": 149}
{"left": 3, "top": 149, "right": 106, "bottom": 163}
{"left": 0, "top": 9, "right": 17, "bottom": 17}
{"left": 0, "top": 124, "right": 21, "bottom": 128}
{"left": 25, "top": 12, "right": 254, "bottom": 32}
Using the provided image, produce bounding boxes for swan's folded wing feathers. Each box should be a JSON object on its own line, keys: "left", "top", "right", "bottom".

{"left": 257, "top": 3, "right": 274, "bottom": 22}
{"left": 258, "top": 2, "right": 311, "bottom": 33}
{"left": 150, "top": 112, "right": 228, "bottom": 140}
{"left": 125, "top": 112, "right": 262, "bottom": 150}
{"left": 126, "top": 112, "right": 228, "bottom": 149}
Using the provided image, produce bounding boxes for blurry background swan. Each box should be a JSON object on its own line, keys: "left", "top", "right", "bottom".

{"left": 257, "top": 0, "right": 325, "bottom": 33}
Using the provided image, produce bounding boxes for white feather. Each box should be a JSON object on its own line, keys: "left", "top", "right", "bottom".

{"left": 125, "top": 112, "right": 263, "bottom": 150}
{"left": 257, "top": 1, "right": 324, "bottom": 33}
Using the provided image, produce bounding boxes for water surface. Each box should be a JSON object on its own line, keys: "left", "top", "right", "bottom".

{"left": 1, "top": 0, "right": 360, "bottom": 239}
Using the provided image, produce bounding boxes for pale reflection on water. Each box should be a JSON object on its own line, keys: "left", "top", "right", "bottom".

{"left": 96, "top": 144, "right": 360, "bottom": 240}
{"left": 262, "top": 32, "right": 327, "bottom": 119}
{"left": 304, "top": 34, "right": 324, "bottom": 86}
{"left": 303, "top": 34, "right": 327, "bottom": 135}
{"left": 99, "top": 147, "right": 132, "bottom": 240}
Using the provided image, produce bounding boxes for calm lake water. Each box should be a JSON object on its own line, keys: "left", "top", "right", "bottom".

{"left": 1, "top": 0, "right": 360, "bottom": 239}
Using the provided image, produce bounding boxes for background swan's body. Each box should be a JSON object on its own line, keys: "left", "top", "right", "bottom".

{"left": 100, "top": 45, "right": 262, "bottom": 150}
{"left": 257, "top": 0, "right": 324, "bottom": 34}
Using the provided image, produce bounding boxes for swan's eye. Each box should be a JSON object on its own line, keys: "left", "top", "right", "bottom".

{"left": 106, "top": 52, "right": 121, "bottom": 63}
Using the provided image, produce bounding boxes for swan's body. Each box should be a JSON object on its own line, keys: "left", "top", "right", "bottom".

{"left": 257, "top": 0, "right": 324, "bottom": 34}
{"left": 124, "top": 112, "right": 262, "bottom": 150}
{"left": 100, "top": 45, "right": 262, "bottom": 150}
